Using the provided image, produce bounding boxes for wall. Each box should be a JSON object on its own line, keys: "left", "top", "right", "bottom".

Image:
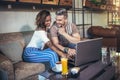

{"left": 0, "top": 10, "right": 73, "bottom": 33}
{"left": 0, "top": 11, "right": 37, "bottom": 33}
{"left": 92, "top": 12, "right": 107, "bottom": 27}
{"left": 74, "top": 0, "right": 107, "bottom": 37}
{"left": 0, "top": 0, "right": 107, "bottom": 36}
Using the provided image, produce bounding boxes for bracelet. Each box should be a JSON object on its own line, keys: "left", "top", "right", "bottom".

{"left": 64, "top": 47, "right": 69, "bottom": 53}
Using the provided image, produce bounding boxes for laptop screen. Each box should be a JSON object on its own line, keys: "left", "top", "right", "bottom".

{"left": 75, "top": 38, "right": 102, "bottom": 66}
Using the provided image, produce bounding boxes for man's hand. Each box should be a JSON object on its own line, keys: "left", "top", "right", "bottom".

{"left": 67, "top": 48, "right": 76, "bottom": 56}
{"left": 61, "top": 53, "right": 67, "bottom": 58}
{"left": 58, "top": 27, "right": 66, "bottom": 34}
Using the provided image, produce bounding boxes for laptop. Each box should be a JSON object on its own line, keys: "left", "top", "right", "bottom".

{"left": 69, "top": 38, "right": 102, "bottom": 66}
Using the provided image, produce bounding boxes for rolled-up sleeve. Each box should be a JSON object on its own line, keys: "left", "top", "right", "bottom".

{"left": 50, "top": 25, "right": 58, "bottom": 37}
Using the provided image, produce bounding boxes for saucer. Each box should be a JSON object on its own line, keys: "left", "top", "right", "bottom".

{"left": 52, "top": 67, "right": 62, "bottom": 73}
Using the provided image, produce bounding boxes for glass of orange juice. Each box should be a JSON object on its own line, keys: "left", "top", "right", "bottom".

{"left": 61, "top": 57, "right": 68, "bottom": 76}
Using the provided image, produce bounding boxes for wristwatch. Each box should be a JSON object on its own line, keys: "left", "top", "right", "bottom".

{"left": 64, "top": 47, "right": 69, "bottom": 53}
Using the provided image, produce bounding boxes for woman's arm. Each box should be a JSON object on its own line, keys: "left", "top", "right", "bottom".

{"left": 46, "top": 41, "right": 67, "bottom": 58}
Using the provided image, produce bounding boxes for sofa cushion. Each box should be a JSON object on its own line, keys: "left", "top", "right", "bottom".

{"left": 14, "top": 62, "right": 45, "bottom": 80}
{"left": 0, "top": 54, "right": 14, "bottom": 80}
{"left": 0, "top": 41, "right": 23, "bottom": 63}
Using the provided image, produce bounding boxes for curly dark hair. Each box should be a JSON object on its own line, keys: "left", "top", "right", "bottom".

{"left": 36, "top": 10, "right": 50, "bottom": 29}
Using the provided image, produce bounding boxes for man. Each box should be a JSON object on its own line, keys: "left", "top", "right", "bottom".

{"left": 50, "top": 8, "right": 80, "bottom": 57}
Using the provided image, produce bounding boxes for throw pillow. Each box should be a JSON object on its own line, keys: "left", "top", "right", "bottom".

{"left": 0, "top": 41, "right": 23, "bottom": 63}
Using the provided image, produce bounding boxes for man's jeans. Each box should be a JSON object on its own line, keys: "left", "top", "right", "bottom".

{"left": 68, "top": 43, "right": 76, "bottom": 49}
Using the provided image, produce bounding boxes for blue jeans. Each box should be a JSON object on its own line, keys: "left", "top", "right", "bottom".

{"left": 68, "top": 43, "right": 76, "bottom": 49}
{"left": 23, "top": 47, "right": 59, "bottom": 68}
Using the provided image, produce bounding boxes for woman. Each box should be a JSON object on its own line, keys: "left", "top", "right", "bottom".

{"left": 23, "top": 10, "right": 66, "bottom": 69}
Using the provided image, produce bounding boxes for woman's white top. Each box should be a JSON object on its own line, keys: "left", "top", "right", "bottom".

{"left": 27, "top": 30, "right": 49, "bottom": 50}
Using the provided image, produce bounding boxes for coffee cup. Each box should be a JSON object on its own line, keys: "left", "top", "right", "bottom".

{"left": 70, "top": 67, "right": 80, "bottom": 78}
{"left": 56, "top": 62, "right": 62, "bottom": 72}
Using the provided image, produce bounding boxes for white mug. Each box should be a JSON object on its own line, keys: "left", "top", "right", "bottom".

{"left": 56, "top": 62, "right": 62, "bottom": 72}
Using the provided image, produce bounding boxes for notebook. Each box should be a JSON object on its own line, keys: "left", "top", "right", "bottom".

{"left": 69, "top": 38, "right": 102, "bottom": 66}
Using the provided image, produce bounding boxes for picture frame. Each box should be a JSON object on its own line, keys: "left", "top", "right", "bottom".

{"left": 59, "top": 0, "right": 72, "bottom": 6}
{"left": 19, "top": 0, "right": 41, "bottom": 3}
{"left": 1, "top": 0, "right": 16, "bottom": 1}
{"left": 42, "top": 0, "right": 59, "bottom": 5}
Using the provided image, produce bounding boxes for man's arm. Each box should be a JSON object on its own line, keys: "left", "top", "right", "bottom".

{"left": 64, "top": 33, "right": 80, "bottom": 43}
{"left": 58, "top": 27, "right": 80, "bottom": 44}
{"left": 50, "top": 25, "right": 65, "bottom": 52}
{"left": 51, "top": 37, "right": 65, "bottom": 52}
{"left": 58, "top": 23, "right": 80, "bottom": 43}
{"left": 46, "top": 41, "right": 66, "bottom": 58}
{"left": 51, "top": 37, "right": 76, "bottom": 56}
{"left": 50, "top": 25, "right": 77, "bottom": 56}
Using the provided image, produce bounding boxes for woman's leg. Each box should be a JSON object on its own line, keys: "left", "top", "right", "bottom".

{"left": 23, "top": 48, "right": 59, "bottom": 68}
{"left": 42, "top": 48, "right": 59, "bottom": 67}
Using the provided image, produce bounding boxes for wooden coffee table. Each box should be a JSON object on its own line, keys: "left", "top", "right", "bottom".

{"left": 49, "top": 74, "right": 79, "bottom": 80}
{"left": 41, "top": 61, "right": 115, "bottom": 80}
{"left": 40, "top": 64, "right": 81, "bottom": 80}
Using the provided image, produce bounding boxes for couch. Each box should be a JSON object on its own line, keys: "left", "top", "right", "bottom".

{"left": 0, "top": 31, "right": 46, "bottom": 80}
{"left": 87, "top": 26, "right": 120, "bottom": 52}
